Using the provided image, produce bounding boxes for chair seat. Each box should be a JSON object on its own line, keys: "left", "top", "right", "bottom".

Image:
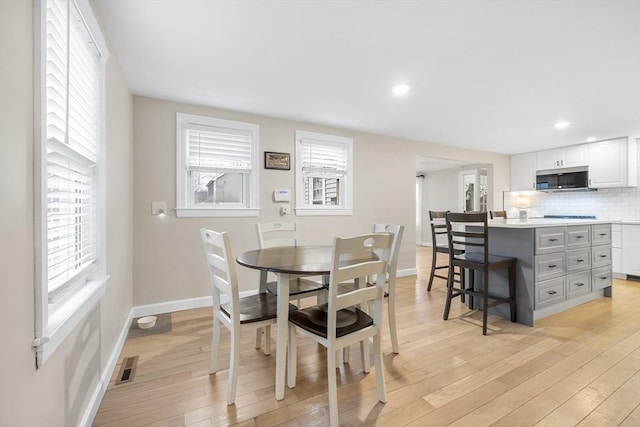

{"left": 289, "top": 303, "right": 373, "bottom": 339}
{"left": 265, "top": 277, "right": 326, "bottom": 296}
{"left": 452, "top": 252, "right": 515, "bottom": 270}
{"left": 221, "top": 293, "right": 297, "bottom": 324}
{"left": 435, "top": 245, "right": 465, "bottom": 255}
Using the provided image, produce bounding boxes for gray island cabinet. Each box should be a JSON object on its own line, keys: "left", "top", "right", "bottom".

{"left": 479, "top": 219, "right": 613, "bottom": 326}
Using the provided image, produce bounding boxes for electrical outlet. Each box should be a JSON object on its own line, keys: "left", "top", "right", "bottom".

{"left": 280, "top": 204, "right": 291, "bottom": 215}
{"left": 151, "top": 201, "right": 167, "bottom": 215}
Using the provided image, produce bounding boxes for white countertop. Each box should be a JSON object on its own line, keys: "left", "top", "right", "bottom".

{"left": 489, "top": 218, "right": 614, "bottom": 228}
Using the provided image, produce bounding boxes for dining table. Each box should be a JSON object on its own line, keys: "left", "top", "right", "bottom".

{"left": 236, "top": 245, "right": 375, "bottom": 400}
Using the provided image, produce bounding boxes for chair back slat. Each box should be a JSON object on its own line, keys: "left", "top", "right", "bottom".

{"left": 200, "top": 228, "right": 240, "bottom": 320}
{"left": 326, "top": 233, "right": 392, "bottom": 336}
{"left": 429, "top": 211, "right": 449, "bottom": 247}
{"left": 446, "top": 212, "right": 489, "bottom": 262}
{"left": 256, "top": 222, "right": 298, "bottom": 248}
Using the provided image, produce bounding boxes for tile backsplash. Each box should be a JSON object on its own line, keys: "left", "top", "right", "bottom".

{"left": 504, "top": 142, "right": 640, "bottom": 221}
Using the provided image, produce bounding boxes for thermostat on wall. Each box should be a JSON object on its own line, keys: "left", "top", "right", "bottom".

{"left": 273, "top": 189, "right": 291, "bottom": 202}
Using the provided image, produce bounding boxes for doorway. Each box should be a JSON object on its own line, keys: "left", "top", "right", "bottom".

{"left": 416, "top": 156, "right": 492, "bottom": 246}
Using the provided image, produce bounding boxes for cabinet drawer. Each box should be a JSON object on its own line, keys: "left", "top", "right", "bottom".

{"left": 592, "top": 266, "right": 612, "bottom": 291}
{"left": 535, "top": 252, "right": 566, "bottom": 281}
{"left": 567, "top": 226, "right": 590, "bottom": 249}
{"left": 567, "top": 271, "right": 591, "bottom": 298}
{"left": 535, "top": 277, "right": 566, "bottom": 309}
{"left": 536, "top": 227, "right": 566, "bottom": 254}
{"left": 592, "top": 245, "right": 612, "bottom": 268}
{"left": 566, "top": 248, "right": 591, "bottom": 272}
{"left": 591, "top": 224, "right": 611, "bottom": 246}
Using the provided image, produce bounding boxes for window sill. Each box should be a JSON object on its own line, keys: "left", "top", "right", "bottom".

{"left": 38, "top": 276, "right": 108, "bottom": 367}
{"left": 176, "top": 208, "right": 260, "bottom": 218}
{"left": 295, "top": 208, "right": 353, "bottom": 216}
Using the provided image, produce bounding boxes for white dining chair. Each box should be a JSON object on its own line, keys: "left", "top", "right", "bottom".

{"left": 287, "top": 232, "right": 392, "bottom": 426}
{"left": 255, "top": 221, "right": 327, "bottom": 301}
{"left": 342, "top": 223, "right": 404, "bottom": 362}
{"left": 200, "top": 228, "right": 297, "bottom": 405}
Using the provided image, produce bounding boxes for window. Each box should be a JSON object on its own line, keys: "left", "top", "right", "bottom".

{"left": 295, "top": 130, "right": 353, "bottom": 216}
{"left": 34, "top": 0, "right": 109, "bottom": 367}
{"left": 176, "top": 114, "right": 259, "bottom": 217}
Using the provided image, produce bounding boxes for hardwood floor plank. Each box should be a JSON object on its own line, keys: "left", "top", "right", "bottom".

{"left": 93, "top": 246, "right": 640, "bottom": 426}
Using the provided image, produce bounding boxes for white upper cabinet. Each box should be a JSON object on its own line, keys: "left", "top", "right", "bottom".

{"left": 588, "top": 137, "right": 638, "bottom": 188}
{"left": 510, "top": 152, "right": 537, "bottom": 191}
{"left": 536, "top": 144, "right": 589, "bottom": 170}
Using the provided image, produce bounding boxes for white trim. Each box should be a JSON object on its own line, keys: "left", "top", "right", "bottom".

{"left": 295, "top": 208, "right": 353, "bottom": 216}
{"left": 78, "top": 305, "right": 131, "bottom": 427}
{"left": 131, "top": 296, "right": 213, "bottom": 318}
{"left": 176, "top": 208, "right": 260, "bottom": 218}
{"left": 39, "top": 277, "right": 108, "bottom": 365}
{"left": 74, "top": 0, "right": 110, "bottom": 61}
{"left": 396, "top": 267, "right": 417, "bottom": 278}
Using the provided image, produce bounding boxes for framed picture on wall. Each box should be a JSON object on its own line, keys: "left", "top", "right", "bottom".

{"left": 264, "top": 151, "right": 290, "bottom": 170}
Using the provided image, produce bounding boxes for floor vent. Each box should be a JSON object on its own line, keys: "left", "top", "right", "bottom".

{"left": 115, "top": 356, "right": 138, "bottom": 385}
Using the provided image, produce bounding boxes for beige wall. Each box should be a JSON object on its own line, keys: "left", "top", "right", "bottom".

{"left": 0, "top": 1, "right": 133, "bottom": 425}
{"left": 133, "top": 96, "right": 511, "bottom": 305}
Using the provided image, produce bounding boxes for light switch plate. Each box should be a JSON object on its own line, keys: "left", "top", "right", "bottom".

{"left": 151, "top": 201, "right": 167, "bottom": 215}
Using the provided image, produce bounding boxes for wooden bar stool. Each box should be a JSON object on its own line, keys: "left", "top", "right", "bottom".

{"left": 489, "top": 210, "right": 507, "bottom": 219}
{"left": 427, "top": 211, "right": 464, "bottom": 292}
{"left": 443, "top": 212, "right": 517, "bottom": 335}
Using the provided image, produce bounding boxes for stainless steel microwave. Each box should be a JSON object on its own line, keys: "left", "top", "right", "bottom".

{"left": 536, "top": 166, "right": 589, "bottom": 191}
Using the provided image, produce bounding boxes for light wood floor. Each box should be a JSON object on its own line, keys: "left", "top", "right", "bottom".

{"left": 94, "top": 246, "right": 640, "bottom": 426}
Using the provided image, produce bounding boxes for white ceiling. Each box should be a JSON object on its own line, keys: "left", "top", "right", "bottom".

{"left": 96, "top": 0, "right": 640, "bottom": 155}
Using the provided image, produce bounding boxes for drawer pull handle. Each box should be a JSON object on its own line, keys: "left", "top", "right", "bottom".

{"left": 576, "top": 235, "right": 584, "bottom": 239}
{"left": 599, "top": 233, "right": 607, "bottom": 236}
{"left": 577, "top": 259, "right": 584, "bottom": 263}
{"left": 599, "top": 255, "right": 607, "bottom": 258}
{"left": 575, "top": 283, "right": 585, "bottom": 287}
{"left": 549, "top": 238, "right": 558, "bottom": 242}
{"left": 547, "top": 290, "right": 557, "bottom": 295}
{"left": 548, "top": 264, "right": 557, "bottom": 268}
{"left": 600, "top": 276, "right": 607, "bottom": 280}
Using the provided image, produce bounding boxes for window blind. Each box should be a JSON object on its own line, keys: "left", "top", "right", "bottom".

{"left": 45, "top": 0, "right": 100, "bottom": 298}
{"left": 187, "top": 125, "right": 253, "bottom": 172}
{"left": 300, "top": 140, "right": 347, "bottom": 177}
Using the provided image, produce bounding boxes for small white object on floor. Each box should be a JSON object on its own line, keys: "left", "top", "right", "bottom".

{"left": 137, "top": 316, "right": 157, "bottom": 329}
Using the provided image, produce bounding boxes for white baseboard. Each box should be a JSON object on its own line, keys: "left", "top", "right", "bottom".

{"left": 131, "top": 296, "right": 213, "bottom": 318}
{"left": 397, "top": 267, "right": 417, "bottom": 277}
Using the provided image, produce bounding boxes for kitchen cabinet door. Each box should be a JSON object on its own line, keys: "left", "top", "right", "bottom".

{"left": 536, "top": 145, "right": 588, "bottom": 170}
{"left": 510, "top": 152, "right": 536, "bottom": 191}
{"left": 537, "top": 149, "right": 562, "bottom": 170}
{"left": 588, "top": 137, "right": 637, "bottom": 188}
{"left": 622, "top": 224, "right": 640, "bottom": 276}
{"left": 563, "top": 144, "right": 589, "bottom": 168}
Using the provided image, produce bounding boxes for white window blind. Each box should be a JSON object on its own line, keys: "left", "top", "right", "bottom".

{"left": 300, "top": 141, "right": 348, "bottom": 177}
{"left": 187, "top": 125, "right": 253, "bottom": 172}
{"left": 45, "top": 0, "right": 101, "bottom": 299}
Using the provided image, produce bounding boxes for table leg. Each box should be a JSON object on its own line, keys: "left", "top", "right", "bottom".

{"left": 275, "top": 272, "right": 290, "bottom": 400}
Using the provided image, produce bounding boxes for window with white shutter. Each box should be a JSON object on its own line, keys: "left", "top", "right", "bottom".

{"left": 176, "top": 113, "right": 259, "bottom": 217}
{"left": 34, "top": 0, "right": 109, "bottom": 367}
{"left": 295, "top": 130, "right": 353, "bottom": 216}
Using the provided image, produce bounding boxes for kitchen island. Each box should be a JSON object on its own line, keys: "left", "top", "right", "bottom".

{"left": 475, "top": 218, "right": 613, "bottom": 326}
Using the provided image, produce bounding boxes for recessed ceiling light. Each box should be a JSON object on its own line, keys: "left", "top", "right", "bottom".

{"left": 587, "top": 137, "right": 596, "bottom": 142}
{"left": 392, "top": 84, "right": 409, "bottom": 96}
{"left": 554, "top": 121, "right": 571, "bottom": 129}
